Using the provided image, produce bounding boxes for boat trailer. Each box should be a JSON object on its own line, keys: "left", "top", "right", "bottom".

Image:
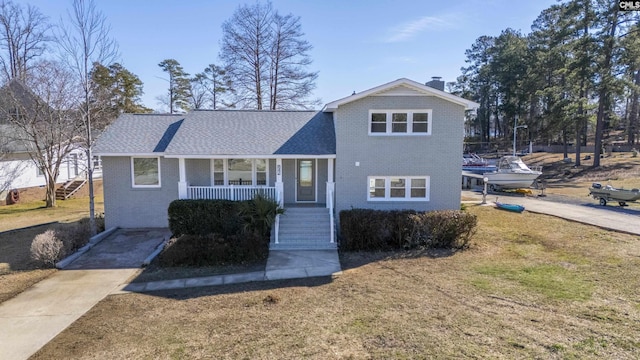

{"left": 589, "top": 183, "right": 640, "bottom": 207}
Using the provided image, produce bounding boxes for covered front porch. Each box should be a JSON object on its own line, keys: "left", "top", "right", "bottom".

{"left": 174, "top": 156, "right": 335, "bottom": 209}
{"left": 173, "top": 156, "right": 336, "bottom": 248}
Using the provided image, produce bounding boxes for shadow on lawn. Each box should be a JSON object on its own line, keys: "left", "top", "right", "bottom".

{"left": 140, "top": 275, "right": 335, "bottom": 301}
{"left": 138, "top": 247, "right": 461, "bottom": 300}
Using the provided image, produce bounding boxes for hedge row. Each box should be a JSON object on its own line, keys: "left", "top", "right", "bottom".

{"left": 339, "top": 209, "right": 477, "bottom": 251}
{"left": 164, "top": 198, "right": 281, "bottom": 267}
{"left": 168, "top": 199, "right": 244, "bottom": 237}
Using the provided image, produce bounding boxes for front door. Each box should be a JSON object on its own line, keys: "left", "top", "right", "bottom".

{"left": 296, "top": 159, "right": 315, "bottom": 202}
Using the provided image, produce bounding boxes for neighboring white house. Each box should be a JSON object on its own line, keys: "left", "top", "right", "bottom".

{"left": 0, "top": 126, "right": 101, "bottom": 200}
{"left": 94, "top": 78, "right": 478, "bottom": 249}
{"left": 0, "top": 79, "right": 102, "bottom": 201}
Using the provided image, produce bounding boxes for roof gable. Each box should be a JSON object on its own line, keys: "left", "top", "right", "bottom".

{"left": 323, "top": 78, "right": 479, "bottom": 111}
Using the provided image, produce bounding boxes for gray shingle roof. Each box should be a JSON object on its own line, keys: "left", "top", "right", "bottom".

{"left": 93, "top": 114, "right": 185, "bottom": 154}
{"left": 0, "top": 124, "right": 30, "bottom": 152}
{"left": 93, "top": 110, "right": 336, "bottom": 156}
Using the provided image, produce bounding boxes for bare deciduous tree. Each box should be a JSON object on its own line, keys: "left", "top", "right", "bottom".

{"left": 220, "top": 2, "right": 318, "bottom": 110}
{"left": 56, "top": 0, "right": 118, "bottom": 234}
{"left": 269, "top": 12, "right": 318, "bottom": 110}
{"left": 0, "top": 0, "right": 51, "bottom": 82}
{"left": 0, "top": 60, "right": 82, "bottom": 207}
{"left": 189, "top": 73, "right": 208, "bottom": 110}
{"left": 220, "top": 2, "right": 273, "bottom": 110}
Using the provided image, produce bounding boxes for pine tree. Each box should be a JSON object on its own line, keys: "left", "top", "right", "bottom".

{"left": 158, "top": 59, "right": 190, "bottom": 113}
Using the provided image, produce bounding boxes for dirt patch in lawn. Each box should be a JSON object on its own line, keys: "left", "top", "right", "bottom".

{"left": 31, "top": 206, "right": 640, "bottom": 359}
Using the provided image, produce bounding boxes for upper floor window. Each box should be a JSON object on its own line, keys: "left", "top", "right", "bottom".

{"left": 369, "top": 110, "right": 432, "bottom": 136}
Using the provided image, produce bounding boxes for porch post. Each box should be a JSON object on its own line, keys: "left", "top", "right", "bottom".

{"left": 178, "top": 157, "right": 188, "bottom": 199}
{"left": 326, "top": 158, "right": 335, "bottom": 209}
{"left": 275, "top": 158, "right": 284, "bottom": 207}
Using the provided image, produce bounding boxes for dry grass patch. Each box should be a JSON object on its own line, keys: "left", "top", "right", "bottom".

{"left": 32, "top": 206, "right": 640, "bottom": 359}
{"left": 0, "top": 180, "right": 104, "bottom": 232}
{"left": 0, "top": 181, "right": 104, "bottom": 303}
{"left": 0, "top": 224, "right": 59, "bottom": 303}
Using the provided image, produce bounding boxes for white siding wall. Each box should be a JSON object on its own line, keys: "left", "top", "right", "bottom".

{"left": 0, "top": 148, "right": 98, "bottom": 192}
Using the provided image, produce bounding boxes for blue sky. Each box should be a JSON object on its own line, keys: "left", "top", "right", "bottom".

{"left": 27, "top": 0, "right": 557, "bottom": 111}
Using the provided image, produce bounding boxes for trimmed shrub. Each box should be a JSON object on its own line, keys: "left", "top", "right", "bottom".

{"left": 158, "top": 232, "right": 268, "bottom": 267}
{"left": 30, "top": 230, "right": 65, "bottom": 266}
{"left": 168, "top": 199, "right": 244, "bottom": 237}
{"left": 55, "top": 220, "right": 91, "bottom": 254}
{"left": 406, "top": 210, "right": 477, "bottom": 249}
{"left": 339, "top": 209, "right": 416, "bottom": 251}
{"left": 340, "top": 209, "right": 477, "bottom": 251}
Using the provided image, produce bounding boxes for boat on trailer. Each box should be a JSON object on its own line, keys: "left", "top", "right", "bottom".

{"left": 589, "top": 183, "right": 640, "bottom": 207}
{"left": 483, "top": 156, "right": 542, "bottom": 191}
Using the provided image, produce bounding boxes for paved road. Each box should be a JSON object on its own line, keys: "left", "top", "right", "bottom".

{"left": 464, "top": 190, "right": 640, "bottom": 235}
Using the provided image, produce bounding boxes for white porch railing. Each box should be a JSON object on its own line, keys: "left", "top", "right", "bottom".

{"left": 187, "top": 186, "right": 277, "bottom": 201}
{"left": 274, "top": 186, "right": 284, "bottom": 244}
{"left": 327, "top": 183, "right": 335, "bottom": 244}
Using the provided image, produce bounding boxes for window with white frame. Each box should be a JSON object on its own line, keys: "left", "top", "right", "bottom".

{"left": 131, "top": 157, "right": 161, "bottom": 187}
{"left": 211, "top": 158, "right": 269, "bottom": 186}
{"left": 369, "top": 110, "right": 432, "bottom": 135}
{"left": 213, "top": 159, "right": 224, "bottom": 185}
{"left": 367, "top": 176, "right": 430, "bottom": 201}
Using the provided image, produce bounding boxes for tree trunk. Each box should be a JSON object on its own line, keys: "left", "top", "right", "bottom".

{"left": 628, "top": 69, "right": 640, "bottom": 145}
{"left": 593, "top": 7, "right": 618, "bottom": 167}
{"left": 44, "top": 168, "right": 57, "bottom": 208}
{"left": 563, "top": 130, "right": 569, "bottom": 159}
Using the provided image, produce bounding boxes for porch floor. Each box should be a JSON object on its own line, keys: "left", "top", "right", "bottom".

{"left": 284, "top": 203, "right": 327, "bottom": 208}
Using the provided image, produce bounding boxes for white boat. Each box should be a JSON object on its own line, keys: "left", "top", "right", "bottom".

{"left": 462, "top": 153, "right": 497, "bottom": 173}
{"left": 483, "top": 156, "right": 542, "bottom": 190}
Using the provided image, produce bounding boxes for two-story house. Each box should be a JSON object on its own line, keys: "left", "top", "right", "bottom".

{"left": 93, "top": 78, "right": 478, "bottom": 249}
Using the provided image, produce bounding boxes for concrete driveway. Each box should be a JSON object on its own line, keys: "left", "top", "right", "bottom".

{"left": 0, "top": 228, "right": 169, "bottom": 360}
{"left": 464, "top": 190, "right": 640, "bottom": 235}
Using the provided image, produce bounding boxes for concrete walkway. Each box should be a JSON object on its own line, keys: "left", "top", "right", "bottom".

{"left": 0, "top": 227, "right": 341, "bottom": 360}
{"left": 0, "top": 228, "right": 169, "bottom": 360}
{"left": 119, "top": 250, "right": 342, "bottom": 293}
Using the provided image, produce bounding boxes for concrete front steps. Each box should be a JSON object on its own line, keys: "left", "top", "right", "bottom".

{"left": 270, "top": 207, "right": 336, "bottom": 250}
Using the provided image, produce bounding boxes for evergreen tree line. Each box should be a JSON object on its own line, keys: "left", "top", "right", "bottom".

{"left": 451, "top": 0, "right": 640, "bottom": 167}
